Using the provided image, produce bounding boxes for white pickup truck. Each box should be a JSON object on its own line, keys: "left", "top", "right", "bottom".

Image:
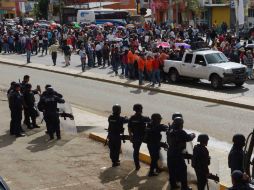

{"left": 163, "top": 49, "right": 247, "bottom": 89}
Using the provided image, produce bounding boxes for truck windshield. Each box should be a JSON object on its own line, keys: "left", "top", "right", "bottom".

{"left": 205, "top": 53, "right": 228, "bottom": 64}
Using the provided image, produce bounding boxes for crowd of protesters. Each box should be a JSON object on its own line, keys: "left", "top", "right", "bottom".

{"left": 0, "top": 19, "right": 254, "bottom": 84}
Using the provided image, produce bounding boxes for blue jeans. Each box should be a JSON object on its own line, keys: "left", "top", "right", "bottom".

{"left": 152, "top": 69, "right": 161, "bottom": 85}
{"left": 3, "top": 43, "right": 9, "bottom": 53}
{"left": 247, "top": 67, "right": 253, "bottom": 78}
{"left": 112, "top": 60, "right": 119, "bottom": 74}
{"left": 27, "top": 50, "right": 31, "bottom": 63}
{"left": 128, "top": 64, "right": 135, "bottom": 79}
{"left": 125, "top": 64, "right": 129, "bottom": 77}
{"left": 138, "top": 70, "right": 144, "bottom": 85}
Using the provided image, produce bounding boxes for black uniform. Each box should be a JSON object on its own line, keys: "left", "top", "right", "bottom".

{"left": 228, "top": 145, "right": 244, "bottom": 173}
{"left": 107, "top": 114, "right": 128, "bottom": 166}
{"left": 38, "top": 91, "right": 65, "bottom": 139}
{"left": 146, "top": 123, "right": 167, "bottom": 175}
{"left": 23, "top": 88, "right": 38, "bottom": 128}
{"left": 40, "top": 89, "right": 63, "bottom": 132}
{"left": 192, "top": 144, "right": 210, "bottom": 190}
{"left": 167, "top": 129, "right": 195, "bottom": 190}
{"left": 9, "top": 90, "right": 23, "bottom": 136}
{"left": 7, "top": 83, "right": 15, "bottom": 135}
{"left": 128, "top": 114, "right": 150, "bottom": 169}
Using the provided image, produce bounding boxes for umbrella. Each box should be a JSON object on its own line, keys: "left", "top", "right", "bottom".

{"left": 50, "top": 22, "right": 57, "bottom": 30}
{"left": 117, "top": 26, "right": 125, "bottom": 30}
{"left": 157, "top": 42, "right": 170, "bottom": 48}
{"left": 126, "top": 24, "right": 135, "bottom": 29}
{"left": 175, "top": 43, "right": 191, "bottom": 49}
{"left": 104, "top": 22, "right": 113, "bottom": 27}
{"left": 73, "top": 23, "right": 81, "bottom": 29}
{"left": 89, "top": 24, "right": 97, "bottom": 28}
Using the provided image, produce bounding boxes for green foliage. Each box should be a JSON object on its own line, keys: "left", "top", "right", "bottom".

{"left": 34, "top": 0, "right": 49, "bottom": 19}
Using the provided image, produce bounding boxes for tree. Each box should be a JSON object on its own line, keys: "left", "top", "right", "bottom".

{"left": 34, "top": 0, "right": 49, "bottom": 20}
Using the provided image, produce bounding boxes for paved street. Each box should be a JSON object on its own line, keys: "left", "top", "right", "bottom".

{"left": 0, "top": 63, "right": 253, "bottom": 144}
{"left": 2, "top": 52, "right": 254, "bottom": 99}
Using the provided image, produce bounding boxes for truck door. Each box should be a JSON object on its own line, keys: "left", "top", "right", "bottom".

{"left": 181, "top": 53, "right": 194, "bottom": 77}
{"left": 191, "top": 55, "right": 209, "bottom": 79}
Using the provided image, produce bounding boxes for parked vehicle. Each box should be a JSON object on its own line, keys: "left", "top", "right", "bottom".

{"left": 163, "top": 49, "right": 247, "bottom": 89}
{"left": 0, "top": 176, "right": 10, "bottom": 190}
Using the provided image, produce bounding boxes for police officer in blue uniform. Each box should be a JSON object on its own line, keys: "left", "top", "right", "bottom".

{"left": 128, "top": 104, "right": 150, "bottom": 170}
{"left": 23, "top": 83, "right": 40, "bottom": 129}
{"left": 38, "top": 87, "right": 65, "bottom": 140}
{"left": 9, "top": 83, "right": 25, "bottom": 137}
{"left": 192, "top": 134, "right": 210, "bottom": 190}
{"left": 228, "top": 134, "right": 246, "bottom": 173}
{"left": 146, "top": 113, "right": 168, "bottom": 176}
{"left": 167, "top": 116, "right": 195, "bottom": 190}
{"left": 107, "top": 104, "right": 128, "bottom": 167}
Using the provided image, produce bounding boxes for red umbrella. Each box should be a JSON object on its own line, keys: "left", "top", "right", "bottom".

{"left": 104, "top": 22, "right": 113, "bottom": 27}
{"left": 157, "top": 42, "right": 170, "bottom": 48}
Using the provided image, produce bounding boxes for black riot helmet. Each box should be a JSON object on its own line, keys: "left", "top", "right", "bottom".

{"left": 45, "top": 84, "right": 52, "bottom": 90}
{"left": 197, "top": 134, "right": 209, "bottom": 143}
{"left": 112, "top": 104, "right": 121, "bottom": 115}
{"left": 46, "top": 87, "right": 54, "bottom": 95}
{"left": 232, "top": 134, "right": 245, "bottom": 147}
{"left": 133, "top": 104, "right": 143, "bottom": 113}
{"left": 151, "top": 113, "right": 162, "bottom": 124}
{"left": 172, "top": 112, "right": 183, "bottom": 120}
{"left": 173, "top": 117, "right": 184, "bottom": 130}
{"left": 25, "top": 83, "right": 32, "bottom": 90}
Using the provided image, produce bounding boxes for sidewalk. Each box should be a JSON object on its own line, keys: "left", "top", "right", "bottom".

{"left": 0, "top": 92, "right": 172, "bottom": 190}
{"left": 0, "top": 54, "right": 254, "bottom": 110}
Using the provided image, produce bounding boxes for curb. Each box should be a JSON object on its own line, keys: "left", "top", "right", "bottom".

{"left": 1, "top": 60, "right": 254, "bottom": 111}
{"left": 89, "top": 132, "right": 228, "bottom": 190}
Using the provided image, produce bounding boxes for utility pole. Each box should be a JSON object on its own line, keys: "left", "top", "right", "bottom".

{"left": 168, "top": 0, "right": 173, "bottom": 24}
{"left": 234, "top": 0, "right": 239, "bottom": 37}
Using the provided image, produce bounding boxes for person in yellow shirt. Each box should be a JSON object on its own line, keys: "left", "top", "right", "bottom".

{"left": 48, "top": 40, "right": 59, "bottom": 66}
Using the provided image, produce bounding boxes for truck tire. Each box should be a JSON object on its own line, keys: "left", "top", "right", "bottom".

{"left": 235, "top": 82, "right": 244, "bottom": 87}
{"left": 169, "top": 69, "right": 179, "bottom": 83}
{"left": 210, "top": 74, "right": 222, "bottom": 89}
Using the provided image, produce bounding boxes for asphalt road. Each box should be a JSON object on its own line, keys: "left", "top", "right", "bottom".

{"left": 0, "top": 63, "right": 254, "bottom": 143}
{"left": 2, "top": 52, "right": 254, "bottom": 99}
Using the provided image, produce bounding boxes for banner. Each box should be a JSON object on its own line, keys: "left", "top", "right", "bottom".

{"left": 238, "top": 0, "right": 244, "bottom": 25}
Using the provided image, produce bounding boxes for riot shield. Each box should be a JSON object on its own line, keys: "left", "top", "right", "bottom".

{"left": 57, "top": 102, "right": 77, "bottom": 135}
{"left": 34, "top": 94, "right": 44, "bottom": 124}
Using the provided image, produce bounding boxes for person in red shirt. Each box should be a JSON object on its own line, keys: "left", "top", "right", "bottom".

{"left": 152, "top": 54, "right": 161, "bottom": 87}
{"left": 128, "top": 49, "right": 135, "bottom": 79}
{"left": 138, "top": 53, "right": 146, "bottom": 85}
{"left": 145, "top": 55, "right": 153, "bottom": 83}
{"left": 25, "top": 38, "right": 32, "bottom": 64}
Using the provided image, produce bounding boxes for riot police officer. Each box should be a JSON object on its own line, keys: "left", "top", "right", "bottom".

{"left": 38, "top": 87, "right": 65, "bottom": 140}
{"left": 228, "top": 134, "right": 246, "bottom": 173}
{"left": 7, "top": 81, "right": 17, "bottom": 135}
{"left": 41, "top": 84, "right": 63, "bottom": 134}
{"left": 9, "top": 83, "right": 25, "bottom": 137}
{"left": 145, "top": 113, "right": 167, "bottom": 176}
{"left": 167, "top": 116, "right": 195, "bottom": 190}
{"left": 128, "top": 104, "right": 150, "bottom": 170}
{"left": 107, "top": 104, "right": 128, "bottom": 167}
{"left": 192, "top": 134, "right": 210, "bottom": 190}
{"left": 23, "top": 83, "right": 40, "bottom": 129}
